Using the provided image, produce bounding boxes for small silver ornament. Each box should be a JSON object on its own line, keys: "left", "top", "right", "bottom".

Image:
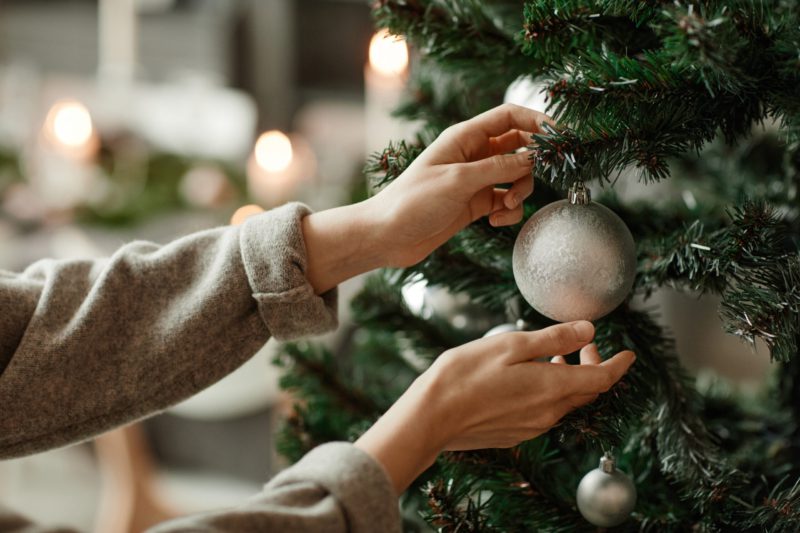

{"left": 512, "top": 182, "right": 636, "bottom": 322}
{"left": 576, "top": 452, "right": 637, "bottom": 528}
{"left": 401, "top": 275, "right": 493, "bottom": 333}
{"left": 483, "top": 319, "right": 528, "bottom": 337}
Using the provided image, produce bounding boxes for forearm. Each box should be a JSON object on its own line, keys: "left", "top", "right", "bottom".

{"left": 355, "top": 371, "right": 447, "bottom": 494}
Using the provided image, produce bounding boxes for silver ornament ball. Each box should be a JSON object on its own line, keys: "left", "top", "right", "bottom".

{"left": 576, "top": 453, "right": 637, "bottom": 528}
{"left": 512, "top": 183, "right": 636, "bottom": 322}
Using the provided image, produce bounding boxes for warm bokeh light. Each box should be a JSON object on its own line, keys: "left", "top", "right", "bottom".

{"left": 231, "top": 204, "right": 264, "bottom": 226}
{"left": 369, "top": 29, "right": 409, "bottom": 76}
{"left": 46, "top": 100, "right": 93, "bottom": 149}
{"left": 401, "top": 275, "right": 427, "bottom": 317}
{"left": 254, "top": 130, "right": 293, "bottom": 173}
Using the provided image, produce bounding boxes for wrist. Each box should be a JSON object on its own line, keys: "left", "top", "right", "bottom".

{"left": 354, "top": 370, "right": 449, "bottom": 494}
{"left": 302, "top": 199, "right": 389, "bottom": 294}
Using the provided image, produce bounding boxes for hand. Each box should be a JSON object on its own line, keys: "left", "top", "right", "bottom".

{"left": 301, "top": 103, "right": 551, "bottom": 294}
{"left": 354, "top": 321, "right": 635, "bottom": 494}
{"left": 368, "top": 103, "right": 551, "bottom": 268}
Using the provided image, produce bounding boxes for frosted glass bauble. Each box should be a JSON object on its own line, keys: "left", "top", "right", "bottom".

{"left": 512, "top": 198, "right": 636, "bottom": 322}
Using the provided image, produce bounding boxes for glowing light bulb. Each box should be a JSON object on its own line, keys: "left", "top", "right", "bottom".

{"left": 46, "top": 100, "right": 93, "bottom": 149}
{"left": 369, "top": 29, "right": 409, "bottom": 76}
{"left": 254, "top": 130, "right": 293, "bottom": 173}
{"left": 231, "top": 204, "right": 265, "bottom": 226}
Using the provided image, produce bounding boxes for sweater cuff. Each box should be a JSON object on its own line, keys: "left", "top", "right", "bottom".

{"left": 240, "top": 203, "right": 338, "bottom": 341}
{"left": 268, "top": 442, "right": 401, "bottom": 533}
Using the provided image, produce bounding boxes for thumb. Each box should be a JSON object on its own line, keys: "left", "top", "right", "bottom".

{"left": 456, "top": 150, "right": 533, "bottom": 191}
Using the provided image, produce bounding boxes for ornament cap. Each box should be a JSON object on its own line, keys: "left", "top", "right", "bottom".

{"left": 599, "top": 452, "right": 615, "bottom": 473}
{"left": 569, "top": 181, "right": 591, "bottom": 205}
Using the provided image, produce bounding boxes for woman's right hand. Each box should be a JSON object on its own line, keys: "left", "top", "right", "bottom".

{"left": 355, "top": 321, "right": 635, "bottom": 494}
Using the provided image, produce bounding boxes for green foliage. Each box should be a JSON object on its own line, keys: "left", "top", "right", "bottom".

{"left": 277, "top": 0, "right": 800, "bottom": 530}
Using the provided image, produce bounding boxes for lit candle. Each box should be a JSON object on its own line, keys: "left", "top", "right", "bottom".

{"left": 365, "top": 29, "right": 410, "bottom": 157}
{"left": 32, "top": 99, "right": 101, "bottom": 212}
{"left": 246, "top": 130, "right": 315, "bottom": 206}
{"left": 42, "top": 100, "right": 98, "bottom": 159}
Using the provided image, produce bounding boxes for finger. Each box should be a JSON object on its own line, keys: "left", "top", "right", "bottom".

{"left": 467, "top": 103, "right": 551, "bottom": 140}
{"left": 579, "top": 343, "right": 602, "bottom": 365}
{"left": 489, "top": 129, "right": 534, "bottom": 156}
{"left": 489, "top": 204, "right": 524, "bottom": 227}
{"left": 600, "top": 350, "right": 636, "bottom": 383}
{"left": 550, "top": 355, "right": 566, "bottom": 364}
{"left": 501, "top": 321, "right": 595, "bottom": 364}
{"left": 503, "top": 174, "right": 534, "bottom": 209}
{"left": 565, "top": 350, "right": 636, "bottom": 395}
{"left": 457, "top": 150, "right": 533, "bottom": 191}
{"left": 468, "top": 188, "right": 508, "bottom": 222}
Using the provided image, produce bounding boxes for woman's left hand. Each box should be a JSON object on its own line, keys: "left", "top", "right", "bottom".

{"left": 367, "top": 103, "right": 550, "bottom": 268}
{"left": 301, "top": 104, "right": 551, "bottom": 293}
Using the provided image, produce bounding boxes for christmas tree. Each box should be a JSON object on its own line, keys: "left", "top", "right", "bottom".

{"left": 276, "top": 1, "right": 800, "bottom": 530}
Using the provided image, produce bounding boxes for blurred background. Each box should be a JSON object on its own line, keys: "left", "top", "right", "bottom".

{"left": 0, "top": 0, "right": 417, "bottom": 531}
{"left": 0, "top": 1, "right": 773, "bottom": 532}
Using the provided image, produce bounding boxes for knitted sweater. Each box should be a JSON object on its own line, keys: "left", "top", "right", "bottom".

{"left": 0, "top": 203, "right": 401, "bottom": 532}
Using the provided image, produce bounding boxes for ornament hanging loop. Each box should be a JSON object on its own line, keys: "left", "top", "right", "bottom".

{"left": 569, "top": 180, "right": 592, "bottom": 205}
{"left": 599, "top": 452, "right": 616, "bottom": 473}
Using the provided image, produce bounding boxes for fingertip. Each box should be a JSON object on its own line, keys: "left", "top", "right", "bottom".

{"left": 579, "top": 343, "right": 602, "bottom": 365}
{"left": 570, "top": 320, "right": 595, "bottom": 342}
{"left": 605, "top": 350, "right": 636, "bottom": 375}
{"left": 514, "top": 150, "right": 533, "bottom": 167}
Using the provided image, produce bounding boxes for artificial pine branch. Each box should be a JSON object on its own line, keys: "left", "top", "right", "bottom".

{"left": 634, "top": 200, "right": 800, "bottom": 360}
{"left": 373, "top": 0, "right": 529, "bottom": 83}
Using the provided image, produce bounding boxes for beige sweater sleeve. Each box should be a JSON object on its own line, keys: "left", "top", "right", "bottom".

{"left": 149, "top": 443, "right": 402, "bottom": 533}
{"left": 0, "top": 202, "right": 337, "bottom": 459}
{"left": 0, "top": 443, "right": 402, "bottom": 533}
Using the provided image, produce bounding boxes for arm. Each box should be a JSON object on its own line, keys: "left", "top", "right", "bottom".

{"left": 301, "top": 103, "right": 553, "bottom": 294}
{"left": 0, "top": 203, "right": 336, "bottom": 459}
{"left": 150, "top": 323, "right": 634, "bottom": 533}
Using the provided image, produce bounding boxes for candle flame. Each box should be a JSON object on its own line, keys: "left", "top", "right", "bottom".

{"left": 369, "top": 29, "right": 408, "bottom": 76}
{"left": 46, "top": 100, "right": 93, "bottom": 149}
{"left": 254, "top": 130, "right": 293, "bottom": 173}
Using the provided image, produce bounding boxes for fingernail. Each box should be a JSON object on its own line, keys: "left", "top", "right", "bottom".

{"left": 571, "top": 321, "right": 594, "bottom": 341}
{"left": 490, "top": 214, "right": 501, "bottom": 226}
